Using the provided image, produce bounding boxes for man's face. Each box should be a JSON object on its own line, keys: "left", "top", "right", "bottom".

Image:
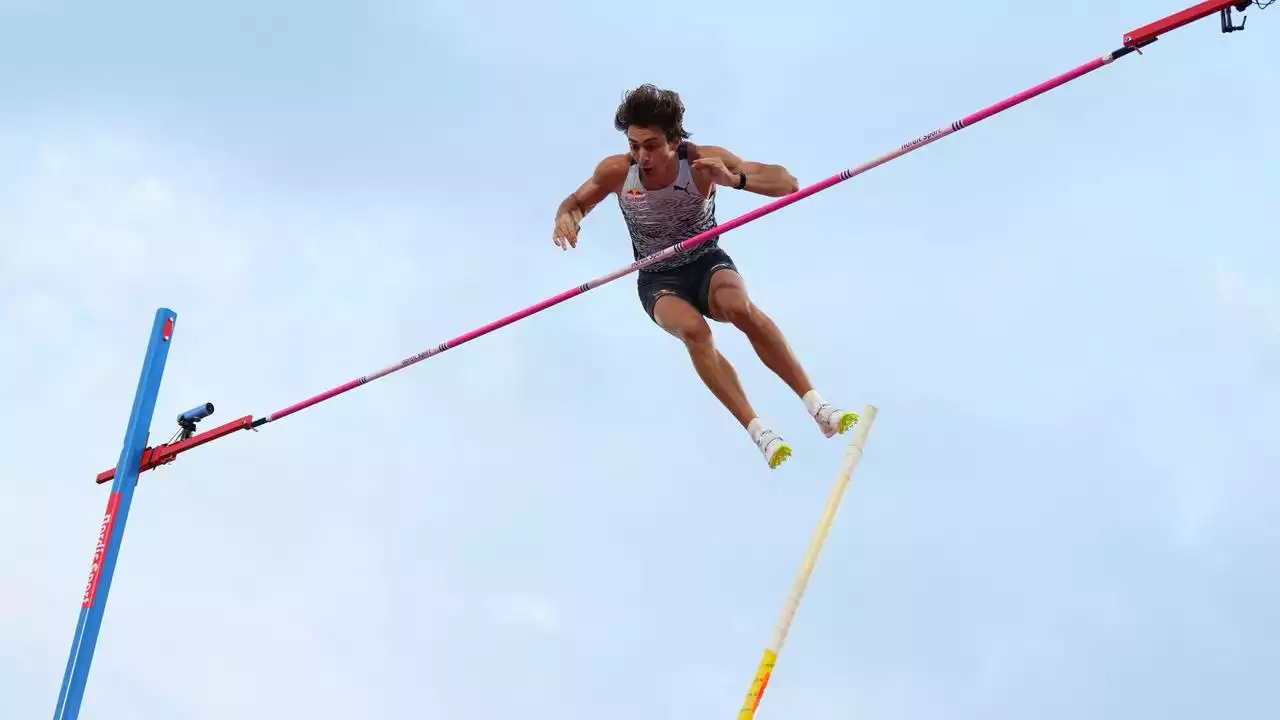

{"left": 626, "top": 125, "right": 676, "bottom": 174}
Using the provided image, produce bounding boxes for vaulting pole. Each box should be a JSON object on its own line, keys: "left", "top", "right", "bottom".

{"left": 736, "top": 406, "right": 878, "bottom": 720}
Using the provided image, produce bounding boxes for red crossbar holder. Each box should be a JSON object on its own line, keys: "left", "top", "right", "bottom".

{"left": 1124, "top": 0, "right": 1250, "bottom": 45}
{"left": 95, "top": 415, "right": 255, "bottom": 484}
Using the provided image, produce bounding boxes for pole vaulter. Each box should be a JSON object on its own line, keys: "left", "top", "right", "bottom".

{"left": 56, "top": 2, "right": 1269, "bottom": 718}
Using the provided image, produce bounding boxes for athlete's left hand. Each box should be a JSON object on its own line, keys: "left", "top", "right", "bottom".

{"left": 691, "top": 156, "right": 739, "bottom": 187}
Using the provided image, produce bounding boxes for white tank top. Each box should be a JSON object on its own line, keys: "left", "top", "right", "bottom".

{"left": 617, "top": 143, "right": 720, "bottom": 272}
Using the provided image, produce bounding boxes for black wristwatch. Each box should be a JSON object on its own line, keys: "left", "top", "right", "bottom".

{"left": 735, "top": 171, "right": 747, "bottom": 189}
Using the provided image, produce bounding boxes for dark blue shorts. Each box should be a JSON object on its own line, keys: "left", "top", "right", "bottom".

{"left": 636, "top": 246, "right": 739, "bottom": 322}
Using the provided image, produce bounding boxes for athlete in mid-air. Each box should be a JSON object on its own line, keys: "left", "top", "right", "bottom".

{"left": 552, "top": 84, "right": 857, "bottom": 468}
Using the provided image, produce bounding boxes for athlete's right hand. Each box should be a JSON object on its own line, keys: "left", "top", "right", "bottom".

{"left": 553, "top": 211, "right": 579, "bottom": 250}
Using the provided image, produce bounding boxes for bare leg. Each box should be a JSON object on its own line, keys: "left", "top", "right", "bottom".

{"left": 706, "top": 270, "right": 813, "bottom": 398}
{"left": 653, "top": 293, "right": 756, "bottom": 428}
{"left": 708, "top": 269, "right": 859, "bottom": 438}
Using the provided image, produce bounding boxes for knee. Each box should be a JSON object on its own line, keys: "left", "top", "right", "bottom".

{"left": 717, "top": 294, "right": 756, "bottom": 328}
{"left": 675, "top": 318, "right": 713, "bottom": 348}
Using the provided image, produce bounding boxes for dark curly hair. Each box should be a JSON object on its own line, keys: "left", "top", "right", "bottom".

{"left": 614, "top": 84, "right": 691, "bottom": 141}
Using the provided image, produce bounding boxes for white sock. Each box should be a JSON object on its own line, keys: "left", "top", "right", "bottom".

{"left": 747, "top": 417, "right": 766, "bottom": 442}
{"left": 802, "top": 390, "right": 824, "bottom": 416}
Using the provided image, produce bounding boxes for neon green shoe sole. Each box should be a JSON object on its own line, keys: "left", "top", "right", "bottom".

{"left": 769, "top": 443, "right": 793, "bottom": 469}
{"left": 837, "top": 412, "right": 860, "bottom": 434}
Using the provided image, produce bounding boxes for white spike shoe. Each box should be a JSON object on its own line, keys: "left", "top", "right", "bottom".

{"left": 752, "top": 427, "right": 793, "bottom": 469}
{"left": 812, "top": 402, "right": 859, "bottom": 438}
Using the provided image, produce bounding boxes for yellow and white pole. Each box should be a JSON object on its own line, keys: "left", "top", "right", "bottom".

{"left": 737, "top": 404, "right": 878, "bottom": 720}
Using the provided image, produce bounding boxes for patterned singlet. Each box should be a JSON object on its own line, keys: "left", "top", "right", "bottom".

{"left": 617, "top": 143, "right": 720, "bottom": 273}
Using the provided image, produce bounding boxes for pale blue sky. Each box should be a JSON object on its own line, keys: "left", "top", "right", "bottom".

{"left": 2, "top": 1, "right": 1277, "bottom": 718}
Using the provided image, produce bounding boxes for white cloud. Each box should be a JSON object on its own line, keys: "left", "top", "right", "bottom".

{"left": 0, "top": 126, "right": 513, "bottom": 719}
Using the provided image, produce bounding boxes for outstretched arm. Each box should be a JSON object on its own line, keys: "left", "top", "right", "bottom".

{"left": 690, "top": 144, "right": 799, "bottom": 197}
{"left": 553, "top": 155, "right": 629, "bottom": 250}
